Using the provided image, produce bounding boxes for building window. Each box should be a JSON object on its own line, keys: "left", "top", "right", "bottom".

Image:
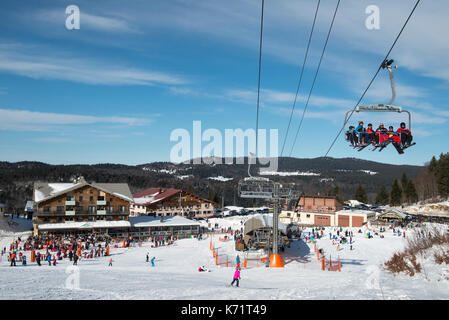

{"left": 78, "top": 189, "right": 83, "bottom": 193}
{"left": 107, "top": 206, "right": 114, "bottom": 213}
{"left": 306, "top": 214, "right": 310, "bottom": 218}
{"left": 56, "top": 217, "right": 63, "bottom": 222}
{"left": 109, "top": 198, "right": 113, "bottom": 202}
{"left": 76, "top": 206, "right": 83, "bottom": 212}
{"left": 79, "top": 196, "right": 83, "bottom": 201}
{"left": 67, "top": 196, "right": 74, "bottom": 201}
{"left": 43, "top": 217, "right": 49, "bottom": 222}
{"left": 88, "top": 216, "right": 95, "bottom": 221}
{"left": 90, "top": 190, "right": 93, "bottom": 194}
{"left": 106, "top": 216, "right": 113, "bottom": 221}
{"left": 118, "top": 206, "right": 126, "bottom": 213}
{"left": 58, "top": 199, "right": 62, "bottom": 203}
{"left": 43, "top": 206, "right": 50, "bottom": 213}
{"left": 56, "top": 206, "right": 64, "bottom": 212}
{"left": 90, "top": 196, "right": 94, "bottom": 201}
{"left": 88, "top": 206, "right": 96, "bottom": 213}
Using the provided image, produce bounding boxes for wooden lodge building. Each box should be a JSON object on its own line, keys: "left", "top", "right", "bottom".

{"left": 280, "top": 195, "right": 375, "bottom": 228}
{"left": 33, "top": 178, "right": 133, "bottom": 236}
{"left": 131, "top": 187, "right": 216, "bottom": 218}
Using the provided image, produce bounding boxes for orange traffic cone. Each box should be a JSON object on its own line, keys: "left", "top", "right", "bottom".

{"left": 269, "top": 254, "right": 284, "bottom": 268}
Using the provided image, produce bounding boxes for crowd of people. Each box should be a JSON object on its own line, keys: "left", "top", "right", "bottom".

{"left": 345, "top": 121, "right": 413, "bottom": 151}
{"left": 2, "top": 233, "right": 114, "bottom": 267}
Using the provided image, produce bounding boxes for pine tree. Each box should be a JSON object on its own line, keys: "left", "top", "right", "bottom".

{"left": 401, "top": 173, "right": 409, "bottom": 190}
{"left": 354, "top": 184, "right": 367, "bottom": 203}
{"left": 405, "top": 180, "right": 418, "bottom": 204}
{"left": 390, "top": 179, "right": 402, "bottom": 206}
{"left": 435, "top": 153, "right": 449, "bottom": 198}
{"left": 333, "top": 185, "right": 340, "bottom": 200}
{"left": 375, "top": 185, "right": 389, "bottom": 204}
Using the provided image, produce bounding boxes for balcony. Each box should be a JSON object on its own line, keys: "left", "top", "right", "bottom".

{"left": 37, "top": 210, "right": 128, "bottom": 217}
{"left": 65, "top": 200, "right": 76, "bottom": 206}
{"left": 97, "top": 200, "right": 107, "bottom": 205}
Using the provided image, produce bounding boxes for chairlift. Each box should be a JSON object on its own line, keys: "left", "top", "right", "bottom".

{"left": 343, "top": 59, "right": 415, "bottom": 152}
{"left": 238, "top": 177, "right": 275, "bottom": 199}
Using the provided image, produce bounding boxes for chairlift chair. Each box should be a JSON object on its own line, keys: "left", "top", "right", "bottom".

{"left": 238, "top": 177, "right": 275, "bottom": 199}
{"left": 343, "top": 59, "right": 414, "bottom": 151}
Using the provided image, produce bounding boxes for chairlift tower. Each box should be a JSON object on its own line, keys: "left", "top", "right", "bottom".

{"left": 238, "top": 161, "right": 299, "bottom": 268}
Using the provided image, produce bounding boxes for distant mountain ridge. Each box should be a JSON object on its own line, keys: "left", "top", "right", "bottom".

{"left": 0, "top": 157, "right": 424, "bottom": 209}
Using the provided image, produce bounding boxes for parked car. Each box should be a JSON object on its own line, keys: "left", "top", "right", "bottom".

{"left": 262, "top": 208, "right": 269, "bottom": 213}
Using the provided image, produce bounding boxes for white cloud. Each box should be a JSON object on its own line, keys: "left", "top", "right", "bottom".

{"left": 0, "top": 108, "right": 151, "bottom": 131}
{"left": 0, "top": 44, "right": 187, "bottom": 86}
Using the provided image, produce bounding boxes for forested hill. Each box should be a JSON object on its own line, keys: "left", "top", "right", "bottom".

{"left": 0, "top": 157, "right": 424, "bottom": 210}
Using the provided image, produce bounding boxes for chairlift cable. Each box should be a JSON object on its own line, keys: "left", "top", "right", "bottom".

{"left": 255, "top": 0, "right": 265, "bottom": 161}
{"left": 280, "top": 0, "right": 321, "bottom": 157}
{"left": 289, "top": 0, "right": 341, "bottom": 157}
{"left": 323, "top": 0, "right": 421, "bottom": 158}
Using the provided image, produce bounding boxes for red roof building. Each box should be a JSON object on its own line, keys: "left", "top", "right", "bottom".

{"left": 131, "top": 188, "right": 216, "bottom": 218}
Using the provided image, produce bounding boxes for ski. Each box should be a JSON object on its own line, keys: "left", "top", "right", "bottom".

{"left": 401, "top": 142, "right": 416, "bottom": 150}
{"left": 357, "top": 144, "right": 370, "bottom": 152}
{"left": 378, "top": 141, "right": 391, "bottom": 152}
{"left": 392, "top": 143, "right": 404, "bottom": 154}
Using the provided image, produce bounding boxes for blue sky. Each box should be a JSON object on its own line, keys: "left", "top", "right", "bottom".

{"left": 0, "top": 0, "right": 448, "bottom": 166}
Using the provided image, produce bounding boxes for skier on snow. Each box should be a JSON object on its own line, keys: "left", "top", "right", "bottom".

{"left": 230, "top": 267, "right": 241, "bottom": 287}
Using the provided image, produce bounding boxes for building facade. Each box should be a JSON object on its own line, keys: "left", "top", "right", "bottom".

{"left": 132, "top": 188, "right": 216, "bottom": 218}
{"left": 33, "top": 179, "right": 133, "bottom": 236}
{"left": 280, "top": 195, "right": 375, "bottom": 227}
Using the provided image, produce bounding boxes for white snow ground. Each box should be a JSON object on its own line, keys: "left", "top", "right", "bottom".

{"left": 1, "top": 217, "right": 449, "bottom": 300}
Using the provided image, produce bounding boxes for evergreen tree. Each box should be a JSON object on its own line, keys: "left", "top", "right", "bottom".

{"left": 428, "top": 156, "right": 438, "bottom": 174}
{"left": 375, "top": 185, "right": 389, "bottom": 204}
{"left": 401, "top": 173, "right": 409, "bottom": 189}
{"left": 405, "top": 180, "right": 418, "bottom": 204}
{"left": 390, "top": 179, "right": 402, "bottom": 206}
{"left": 354, "top": 185, "right": 367, "bottom": 203}
{"left": 436, "top": 153, "right": 449, "bottom": 198}
{"left": 333, "top": 185, "right": 340, "bottom": 200}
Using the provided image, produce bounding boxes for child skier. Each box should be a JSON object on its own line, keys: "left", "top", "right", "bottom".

{"left": 151, "top": 257, "right": 155, "bottom": 267}
{"left": 109, "top": 258, "right": 113, "bottom": 266}
{"left": 230, "top": 267, "right": 241, "bottom": 287}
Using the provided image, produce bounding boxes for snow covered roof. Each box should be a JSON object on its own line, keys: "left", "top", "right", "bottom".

{"left": 133, "top": 187, "right": 215, "bottom": 206}
{"left": 33, "top": 182, "right": 133, "bottom": 204}
{"left": 378, "top": 208, "right": 408, "bottom": 219}
{"left": 38, "top": 220, "right": 131, "bottom": 230}
{"left": 244, "top": 214, "right": 287, "bottom": 235}
{"left": 24, "top": 201, "right": 34, "bottom": 212}
{"left": 336, "top": 209, "right": 376, "bottom": 215}
{"left": 130, "top": 215, "right": 200, "bottom": 228}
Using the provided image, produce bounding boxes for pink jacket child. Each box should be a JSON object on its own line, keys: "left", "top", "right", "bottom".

{"left": 230, "top": 268, "right": 241, "bottom": 287}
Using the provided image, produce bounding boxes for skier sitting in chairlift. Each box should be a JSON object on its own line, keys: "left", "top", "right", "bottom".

{"left": 355, "top": 121, "right": 367, "bottom": 146}
{"left": 396, "top": 122, "right": 414, "bottom": 148}
{"left": 345, "top": 126, "right": 358, "bottom": 147}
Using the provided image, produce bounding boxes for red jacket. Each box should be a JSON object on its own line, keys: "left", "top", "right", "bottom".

{"left": 396, "top": 128, "right": 411, "bottom": 135}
